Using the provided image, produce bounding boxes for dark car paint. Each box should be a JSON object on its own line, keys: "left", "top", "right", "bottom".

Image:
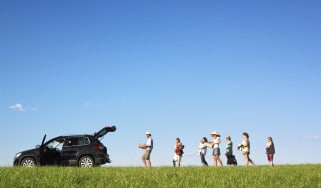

{"left": 13, "top": 126, "right": 116, "bottom": 167}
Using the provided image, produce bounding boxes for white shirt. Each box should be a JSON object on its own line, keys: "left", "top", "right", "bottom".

{"left": 199, "top": 142, "right": 207, "bottom": 155}
{"left": 146, "top": 137, "right": 153, "bottom": 151}
{"left": 213, "top": 137, "right": 220, "bottom": 149}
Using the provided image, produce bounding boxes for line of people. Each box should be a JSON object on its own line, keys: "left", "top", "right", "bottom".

{"left": 139, "top": 131, "right": 275, "bottom": 167}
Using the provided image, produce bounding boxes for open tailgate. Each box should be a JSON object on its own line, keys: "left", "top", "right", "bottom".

{"left": 94, "top": 125, "right": 116, "bottom": 139}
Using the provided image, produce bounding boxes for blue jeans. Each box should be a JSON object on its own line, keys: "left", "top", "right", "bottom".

{"left": 200, "top": 153, "right": 208, "bottom": 166}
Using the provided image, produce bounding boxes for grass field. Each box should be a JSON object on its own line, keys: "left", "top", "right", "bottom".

{"left": 0, "top": 165, "right": 320, "bottom": 188}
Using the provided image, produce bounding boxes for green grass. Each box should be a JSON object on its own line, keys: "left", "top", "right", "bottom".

{"left": 0, "top": 165, "right": 320, "bottom": 188}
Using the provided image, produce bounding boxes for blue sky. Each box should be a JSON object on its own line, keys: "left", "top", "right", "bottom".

{"left": 1, "top": 0, "right": 320, "bottom": 166}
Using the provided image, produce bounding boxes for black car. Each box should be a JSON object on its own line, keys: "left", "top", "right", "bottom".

{"left": 13, "top": 126, "right": 116, "bottom": 167}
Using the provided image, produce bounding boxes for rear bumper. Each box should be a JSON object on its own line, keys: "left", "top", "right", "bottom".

{"left": 95, "top": 153, "right": 111, "bottom": 165}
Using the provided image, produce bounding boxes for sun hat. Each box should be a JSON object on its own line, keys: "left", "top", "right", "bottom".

{"left": 145, "top": 131, "right": 151, "bottom": 135}
{"left": 209, "top": 131, "right": 219, "bottom": 136}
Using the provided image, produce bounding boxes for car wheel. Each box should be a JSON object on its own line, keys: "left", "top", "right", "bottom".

{"left": 21, "top": 157, "right": 36, "bottom": 167}
{"left": 79, "top": 156, "right": 94, "bottom": 168}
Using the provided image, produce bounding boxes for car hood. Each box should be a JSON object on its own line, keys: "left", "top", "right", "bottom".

{"left": 18, "top": 148, "right": 40, "bottom": 155}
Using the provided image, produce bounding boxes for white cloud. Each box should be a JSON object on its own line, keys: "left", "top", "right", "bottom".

{"left": 304, "top": 136, "right": 321, "bottom": 140}
{"left": 8, "top": 103, "right": 24, "bottom": 111}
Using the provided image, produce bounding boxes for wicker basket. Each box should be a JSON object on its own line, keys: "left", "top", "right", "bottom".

{"left": 138, "top": 143, "right": 146, "bottom": 149}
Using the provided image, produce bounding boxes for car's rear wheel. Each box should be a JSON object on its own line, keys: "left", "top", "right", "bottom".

{"left": 79, "top": 156, "right": 94, "bottom": 168}
{"left": 21, "top": 157, "right": 36, "bottom": 167}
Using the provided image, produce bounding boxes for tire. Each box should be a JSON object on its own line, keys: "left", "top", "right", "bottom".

{"left": 21, "top": 157, "right": 36, "bottom": 167}
{"left": 79, "top": 156, "right": 94, "bottom": 168}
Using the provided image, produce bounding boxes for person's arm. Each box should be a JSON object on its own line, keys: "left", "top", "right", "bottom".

{"left": 266, "top": 141, "right": 271, "bottom": 148}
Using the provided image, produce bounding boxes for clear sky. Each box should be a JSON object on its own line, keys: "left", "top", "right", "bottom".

{"left": 1, "top": 0, "right": 320, "bottom": 167}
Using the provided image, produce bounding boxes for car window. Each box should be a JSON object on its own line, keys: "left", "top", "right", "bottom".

{"left": 46, "top": 138, "right": 64, "bottom": 150}
{"left": 64, "top": 137, "right": 90, "bottom": 147}
{"left": 78, "top": 137, "right": 90, "bottom": 145}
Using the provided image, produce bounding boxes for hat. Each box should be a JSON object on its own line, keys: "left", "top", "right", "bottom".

{"left": 145, "top": 131, "right": 151, "bottom": 135}
{"left": 210, "top": 131, "right": 219, "bottom": 136}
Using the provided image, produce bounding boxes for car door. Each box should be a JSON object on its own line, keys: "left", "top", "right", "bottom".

{"left": 42, "top": 137, "right": 64, "bottom": 165}
{"left": 60, "top": 137, "right": 81, "bottom": 166}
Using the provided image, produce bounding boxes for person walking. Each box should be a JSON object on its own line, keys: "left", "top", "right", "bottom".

{"left": 198, "top": 137, "right": 208, "bottom": 166}
{"left": 238, "top": 132, "right": 255, "bottom": 166}
{"left": 266, "top": 136, "right": 275, "bottom": 166}
{"left": 225, "top": 135, "right": 237, "bottom": 165}
{"left": 173, "top": 137, "right": 184, "bottom": 167}
{"left": 141, "top": 131, "right": 153, "bottom": 167}
{"left": 210, "top": 131, "right": 223, "bottom": 167}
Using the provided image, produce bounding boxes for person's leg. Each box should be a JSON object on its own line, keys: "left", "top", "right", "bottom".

{"left": 142, "top": 150, "right": 151, "bottom": 167}
{"left": 200, "top": 154, "right": 204, "bottom": 165}
{"left": 215, "top": 148, "right": 223, "bottom": 166}
{"left": 200, "top": 154, "right": 206, "bottom": 166}
{"left": 215, "top": 156, "right": 220, "bottom": 166}
{"left": 243, "top": 153, "right": 249, "bottom": 166}
{"left": 213, "top": 149, "right": 218, "bottom": 166}
{"left": 269, "top": 154, "right": 273, "bottom": 166}
{"left": 146, "top": 150, "right": 152, "bottom": 167}
{"left": 142, "top": 154, "right": 147, "bottom": 167}
{"left": 226, "top": 155, "right": 230, "bottom": 165}
{"left": 218, "top": 156, "right": 223, "bottom": 166}
{"left": 146, "top": 160, "right": 151, "bottom": 167}
{"left": 173, "top": 154, "right": 176, "bottom": 167}
{"left": 248, "top": 155, "right": 255, "bottom": 166}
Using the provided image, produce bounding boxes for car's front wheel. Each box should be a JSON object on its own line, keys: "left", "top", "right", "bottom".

{"left": 79, "top": 156, "right": 94, "bottom": 168}
{"left": 21, "top": 157, "right": 36, "bottom": 167}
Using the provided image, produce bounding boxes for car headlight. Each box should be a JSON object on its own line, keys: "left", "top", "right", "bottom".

{"left": 15, "top": 153, "right": 21, "bottom": 158}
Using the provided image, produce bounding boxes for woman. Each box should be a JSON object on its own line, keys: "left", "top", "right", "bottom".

{"left": 225, "top": 135, "right": 237, "bottom": 165}
{"left": 173, "top": 137, "right": 183, "bottom": 167}
{"left": 210, "top": 131, "right": 223, "bottom": 167}
{"left": 198, "top": 137, "right": 208, "bottom": 166}
{"left": 239, "top": 132, "right": 255, "bottom": 166}
{"left": 266, "top": 136, "right": 275, "bottom": 166}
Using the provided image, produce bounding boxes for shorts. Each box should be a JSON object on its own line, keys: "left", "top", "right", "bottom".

{"left": 242, "top": 147, "right": 249, "bottom": 155}
{"left": 267, "top": 154, "right": 274, "bottom": 162}
{"left": 142, "top": 150, "right": 151, "bottom": 160}
{"left": 212, "top": 148, "right": 220, "bottom": 156}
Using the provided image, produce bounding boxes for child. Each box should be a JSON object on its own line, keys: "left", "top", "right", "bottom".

{"left": 198, "top": 137, "right": 208, "bottom": 166}
{"left": 266, "top": 137, "right": 275, "bottom": 166}
{"left": 173, "top": 137, "right": 184, "bottom": 167}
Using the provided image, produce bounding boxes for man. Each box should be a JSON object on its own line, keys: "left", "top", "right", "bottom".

{"left": 142, "top": 131, "right": 153, "bottom": 167}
